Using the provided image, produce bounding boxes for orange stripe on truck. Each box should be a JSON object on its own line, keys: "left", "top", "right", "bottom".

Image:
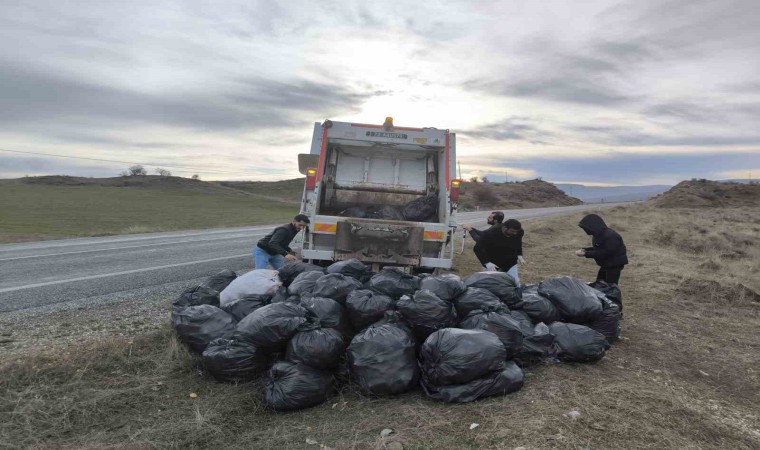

{"left": 314, "top": 223, "right": 337, "bottom": 233}
{"left": 424, "top": 231, "right": 445, "bottom": 240}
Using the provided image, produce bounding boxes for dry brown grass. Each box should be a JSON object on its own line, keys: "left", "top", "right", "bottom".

{"left": 2, "top": 204, "right": 759, "bottom": 449}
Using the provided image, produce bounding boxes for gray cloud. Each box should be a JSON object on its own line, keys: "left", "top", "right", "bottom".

{"left": 462, "top": 117, "right": 554, "bottom": 144}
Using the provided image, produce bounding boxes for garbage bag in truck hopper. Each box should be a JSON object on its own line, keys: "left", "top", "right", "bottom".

{"left": 403, "top": 194, "right": 439, "bottom": 222}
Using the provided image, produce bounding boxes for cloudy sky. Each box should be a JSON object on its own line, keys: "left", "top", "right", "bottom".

{"left": 1, "top": 0, "right": 759, "bottom": 185}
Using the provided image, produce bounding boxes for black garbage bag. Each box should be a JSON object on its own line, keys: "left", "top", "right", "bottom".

{"left": 422, "top": 360, "right": 524, "bottom": 403}
{"left": 299, "top": 296, "right": 349, "bottom": 334}
{"left": 288, "top": 271, "right": 325, "bottom": 297}
{"left": 286, "top": 320, "right": 346, "bottom": 370}
{"left": 202, "top": 337, "right": 268, "bottom": 382}
{"left": 539, "top": 277, "right": 603, "bottom": 323}
{"left": 420, "top": 328, "right": 506, "bottom": 386}
{"left": 464, "top": 272, "right": 521, "bottom": 307}
{"left": 234, "top": 302, "right": 309, "bottom": 349}
{"left": 326, "top": 258, "right": 373, "bottom": 283}
{"left": 368, "top": 268, "right": 420, "bottom": 299}
{"left": 311, "top": 273, "right": 363, "bottom": 304}
{"left": 403, "top": 194, "right": 438, "bottom": 222}
{"left": 453, "top": 287, "right": 502, "bottom": 319}
{"left": 200, "top": 269, "right": 237, "bottom": 293}
{"left": 509, "top": 310, "right": 535, "bottom": 336}
{"left": 338, "top": 206, "right": 369, "bottom": 218}
{"left": 396, "top": 290, "right": 456, "bottom": 341}
{"left": 375, "top": 205, "right": 405, "bottom": 221}
{"left": 519, "top": 322, "right": 560, "bottom": 363}
{"left": 589, "top": 280, "right": 623, "bottom": 311}
{"left": 520, "top": 285, "right": 561, "bottom": 324}
{"left": 549, "top": 322, "right": 609, "bottom": 362}
{"left": 173, "top": 285, "right": 220, "bottom": 308}
{"left": 278, "top": 262, "right": 325, "bottom": 287}
{"left": 347, "top": 312, "right": 419, "bottom": 395}
{"left": 345, "top": 289, "right": 394, "bottom": 331}
{"left": 420, "top": 274, "right": 468, "bottom": 301}
{"left": 220, "top": 294, "right": 270, "bottom": 321}
{"left": 171, "top": 305, "right": 236, "bottom": 353}
{"left": 263, "top": 361, "right": 335, "bottom": 411}
{"left": 270, "top": 286, "right": 290, "bottom": 303}
{"left": 587, "top": 295, "right": 621, "bottom": 342}
{"left": 459, "top": 305, "right": 524, "bottom": 358}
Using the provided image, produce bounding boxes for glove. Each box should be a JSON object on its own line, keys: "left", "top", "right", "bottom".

{"left": 517, "top": 255, "right": 526, "bottom": 264}
{"left": 484, "top": 262, "right": 498, "bottom": 272}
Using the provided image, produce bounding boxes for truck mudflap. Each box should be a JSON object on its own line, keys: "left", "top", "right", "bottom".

{"left": 335, "top": 220, "right": 424, "bottom": 265}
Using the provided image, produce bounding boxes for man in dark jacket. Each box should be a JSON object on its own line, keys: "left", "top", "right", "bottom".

{"left": 473, "top": 218, "right": 525, "bottom": 284}
{"left": 254, "top": 214, "right": 310, "bottom": 269}
{"left": 576, "top": 214, "right": 628, "bottom": 284}
{"left": 462, "top": 211, "right": 504, "bottom": 242}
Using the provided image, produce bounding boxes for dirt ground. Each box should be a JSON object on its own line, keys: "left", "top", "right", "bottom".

{"left": 1, "top": 204, "right": 759, "bottom": 449}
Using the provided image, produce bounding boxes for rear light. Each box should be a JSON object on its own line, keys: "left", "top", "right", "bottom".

{"left": 450, "top": 179, "right": 461, "bottom": 202}
{"left": 305, "top": 168, "right": 317, "bottom": 190}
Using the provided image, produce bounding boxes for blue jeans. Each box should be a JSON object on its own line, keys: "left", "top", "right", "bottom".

{"left": 253, "top": 246, "right": 285, "bottom": 269}
{"left": 505, "top": 264, "right": 520, "bottom": 286}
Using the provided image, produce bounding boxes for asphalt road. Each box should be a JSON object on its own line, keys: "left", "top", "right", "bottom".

{"left": 0, "top": 203, "right": 627, "bottom": 312}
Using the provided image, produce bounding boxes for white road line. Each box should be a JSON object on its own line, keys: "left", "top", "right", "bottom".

{"left": 0, "top": 253, "right": 251, "bottom": 293}
{"left": 0, "top": 233, "right": 266, "bottom": 262}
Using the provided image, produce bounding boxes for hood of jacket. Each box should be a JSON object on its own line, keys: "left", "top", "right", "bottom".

{"left": 579, "top": 214, "right": 607, "bottom": 235}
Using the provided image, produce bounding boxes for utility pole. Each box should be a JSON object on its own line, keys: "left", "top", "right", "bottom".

{"left": 458, "top": 160, "right": 462, "bottom": 180}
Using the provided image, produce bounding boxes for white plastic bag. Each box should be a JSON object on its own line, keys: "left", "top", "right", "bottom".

{"left": 220, "top": 269, "right": 281, "bottom": 306}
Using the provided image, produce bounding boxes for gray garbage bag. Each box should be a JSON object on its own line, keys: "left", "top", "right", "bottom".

{"left": 519, "top": 322, "right": 560, "bottom": 363}
{"left": 263, "top": 361, "right": 335, "bottom": 411}
{"left": 422, "top": 360, "right": 524, "bottom": 403}
{"left": 453, "top": 287, "right": 502, "bottom": 319}
{"left": 346, "top": 289, "right": 395, "bottom": 330}
{"left": 420, "top": 328, "right": 506, "bottom": 386}
{"left": 459, "top": 305, "right": 524, "bottom": 358}
{"left": 587, "top": 294, "right": 621, "bottom": 342}
{"left": 464, "top": 272, "right": 521, "bottom": 307}
{"left": 347, "top": 312, "right": 419, "bottom": 395}
{"left": 171, "top": 304, "right": 236, "bottom": 353}
{"left": 539, "top": 277, "right": 603, "bottom": 323}
{"left": 589, "top": 280, "right": 623, "bottom": 312}
{"left": 202, "top": 337, "right": 268, "bottom": 382}
{"left": 549, "top": 322, "right": 609, "bottom": 362}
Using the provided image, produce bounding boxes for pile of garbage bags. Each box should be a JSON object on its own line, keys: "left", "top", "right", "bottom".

{"left": 338, "top": 194, "right": 439, "bottom": 223}
{"left": 171, "top": 262, "right": 622, "bottom": 411}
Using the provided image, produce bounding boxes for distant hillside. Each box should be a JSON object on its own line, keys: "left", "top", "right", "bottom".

{"left": 555, "top": 183, "right": 671, "bottom": 202}
{"left": 651, "top": 179, "right": 760, "bottom": 208}
{"left": 458, "top": 179, "right": 582, "bottom": 210}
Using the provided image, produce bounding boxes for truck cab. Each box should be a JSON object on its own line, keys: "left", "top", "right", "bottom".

{"left": 298, "top": 118, "right": 460, "bottom": 272}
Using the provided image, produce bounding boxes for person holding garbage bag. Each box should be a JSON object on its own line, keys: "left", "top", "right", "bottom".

{"left": 254, "top": 214, "right": 310, "bottom": 269}
{"left": 576, "top": 213, "right": 628, "bottom": 284}
{"left": 470, "top": 218, "right": 525, "bottom": 285}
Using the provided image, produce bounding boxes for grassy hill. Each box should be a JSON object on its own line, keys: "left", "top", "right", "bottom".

{"left": 0, "top": 176, "right": 301, "bottom": 243}
{"left": 651, "top": 179, "right": 760, "bottom": 208}
{"left": 458, "top": 179, "right": 583, "bottom": 210}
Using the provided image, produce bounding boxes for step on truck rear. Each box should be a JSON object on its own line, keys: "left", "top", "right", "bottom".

{"left": 298, "top": 118, "right": 460, "bottom": 272}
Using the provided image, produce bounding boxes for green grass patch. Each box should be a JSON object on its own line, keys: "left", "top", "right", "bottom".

{"left": 0, "top": 183, "right": 298, "bottom": 243}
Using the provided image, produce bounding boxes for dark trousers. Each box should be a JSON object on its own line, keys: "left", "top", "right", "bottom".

{"left": 597, "top": 266, "right": 623, "bottom": 285}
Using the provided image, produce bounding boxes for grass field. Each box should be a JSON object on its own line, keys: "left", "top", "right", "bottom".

{"left": 0, "top": 181, "right": 299, "bottom": 243}
{"left": 1, "top": 204, "right": 759, "bottom": 449}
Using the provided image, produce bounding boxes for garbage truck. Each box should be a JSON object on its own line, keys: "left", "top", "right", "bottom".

{"left": 297, "top": 118, "right": 460, "bottom": 272}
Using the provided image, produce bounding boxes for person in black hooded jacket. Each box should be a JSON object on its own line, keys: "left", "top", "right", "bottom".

{"left": 576, "top": 213, "right": 628, "bottom": 284}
